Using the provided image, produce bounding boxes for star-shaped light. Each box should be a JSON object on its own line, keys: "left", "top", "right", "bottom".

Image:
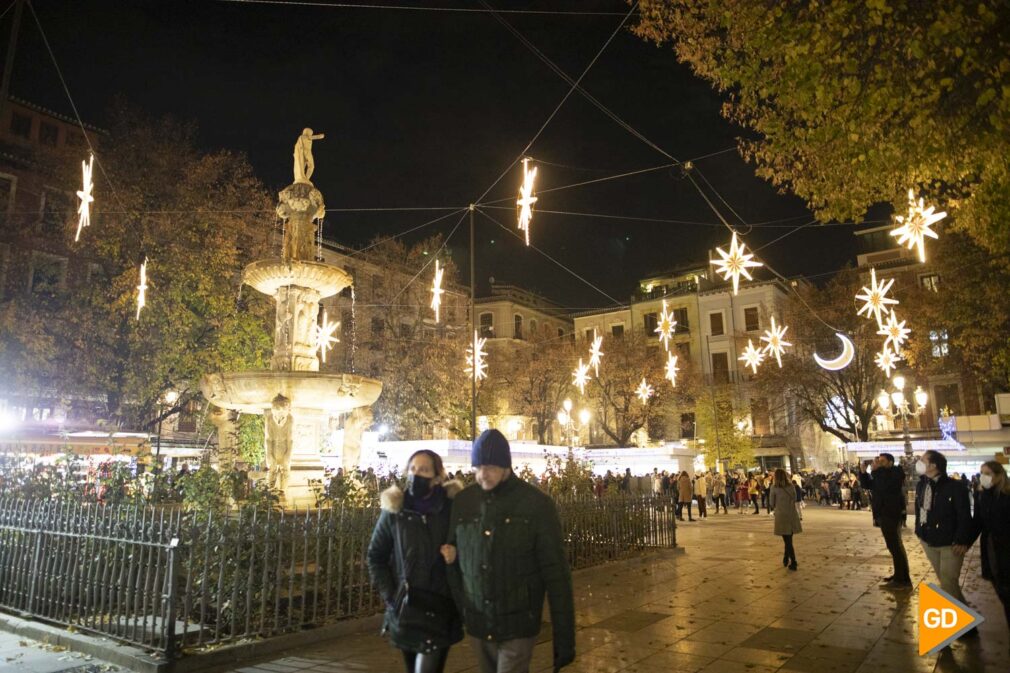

{"left": 739, "top": 339, "right": 765, "bottom": 374}
{"left": 516, "top": 157, "right": 538, "bottom": 246}
{"left": 588, "top": 330, "right": 604, "bottom": 376}
{"left": 572, "top": 358, "right": 591, "bottom": 395}
{"left": 430, "top": 259, "right": 445, "bottom": 323}
{"left": 654, "top": 299, "right": 677, "bottom": 350}
{"left": 465, "top": 330, "right": 488, "bottom": 381}
{"left": 313, "top": 310, "right": 341, "bottom": 363}
{"left": 135, "top": 257, "right": 149, "bottom": 320}
{"left": 75, "top": 154, "right": 94, "bottom": 242}
{"left": 711, "top": 231, "right": 762, "bottom": 295}
{"left": 759, "top": 316, "right": 792, "bottom": 368}
{"left": 664, "top": 352, "right": 679, "bottom": 387}
{"left": 891, "top": 189, "right": 945, "bottom": 263}
{"left": 877, "top": 309, "right": 910, "bottom": 355}
{"left": 855, "top": 268, "right": 898, "bottom": 327}
{"left": 875, "top": 347, "right": 901, "bottom": 377}
{"left": 635, "top": 378, "right": 654, "bottom": 405}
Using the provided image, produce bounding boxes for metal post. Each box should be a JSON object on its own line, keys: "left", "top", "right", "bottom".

{"left": 901, "top": 409, "right": 912, "bottom": 457}
{"left": 469, "top": 204, "right": 476, "bottom": 441}
{"left": 155, "top": 403, "right": 164, "bottom": 470}
{"left": 163, "top": 537, "right": 179, "bottom": 658}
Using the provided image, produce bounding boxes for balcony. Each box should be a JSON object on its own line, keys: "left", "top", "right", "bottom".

{"left": 633, "top": 280, "right": 698, "bottom": 302}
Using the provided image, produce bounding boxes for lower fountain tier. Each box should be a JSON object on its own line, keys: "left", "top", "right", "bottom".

{"left": 242, "top": 259, "right": 352, "bottom": 299}
{"left": 200, "top": 371, "right": 381, "bottom": 414}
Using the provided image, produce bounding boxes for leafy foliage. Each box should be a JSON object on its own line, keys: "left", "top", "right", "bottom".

{"left": 693, "top": 386, "right": 755, "bottom": 469}
{"left": 498, "top": 336, "right": 575, "bottom": 444}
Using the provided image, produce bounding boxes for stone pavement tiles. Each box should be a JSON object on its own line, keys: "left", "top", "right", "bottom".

{"left": 0, "top": 631, "right": 119, "bottom": 673}
{"left": 224, "top": 507, "right": 1008, "bottom": 673}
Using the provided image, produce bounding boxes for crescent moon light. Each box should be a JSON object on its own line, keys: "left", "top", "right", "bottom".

{"left": 814, "top": 333, "right": 855, "bottom": 371}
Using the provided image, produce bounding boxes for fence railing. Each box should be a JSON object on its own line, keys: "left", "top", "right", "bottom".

{"left": 0, "top": 493, "right": 676, "bottom": 658}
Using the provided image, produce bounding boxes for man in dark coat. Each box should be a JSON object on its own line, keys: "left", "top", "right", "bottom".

{"left": 447, "top": 429, "right": 575, "bottom": 673}
{"left": 860, "top": 453, "right": 912, "bottom": 588}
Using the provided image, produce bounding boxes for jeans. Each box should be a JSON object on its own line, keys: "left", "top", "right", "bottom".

{"left": 712, "top": 494, "right": 726, "bottom": 512}
{"left": 782, "top": 534, "right": 796, "bottom": 565}
{"left": 750, "top": 495, "right": 760, "bottom": 513}
{"left": 879, "top": 517, "right": 910, "bottom": 582}
{"left": 403, "top": 648, "right": 450, "bottom": 673}
{"left": 695, "top": 495, "right": 707, "bottom": 518}
{"left": 921, "top": 542, "right": 967, "bottom": 603}
{"left": 676, "top": 501, "right": 694, "bottom": 520}
{"left": 470, "top": 635, "right": 537, "bottom": 673}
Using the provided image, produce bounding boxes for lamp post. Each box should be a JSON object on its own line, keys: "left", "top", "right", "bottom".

{"left": 556, "top": 398, "right": 591, "bottom": 448}
{"left": 876, "top": 375, "right": 928, "bottom": 458}
{"left": 155, "top": 390, "right": 179, "bottom": 471}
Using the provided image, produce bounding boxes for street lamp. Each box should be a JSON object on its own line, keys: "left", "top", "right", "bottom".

{"left": 877, "top": 376, "right": 928, "bottom": 457}
{"left": 155, "top": 389, "right": 179, "bottom": 471}
{"left": 557, "top": 398, "right": 590, "bottom": 447}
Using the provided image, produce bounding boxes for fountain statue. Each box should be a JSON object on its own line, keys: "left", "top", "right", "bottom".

{"left": 201, "top": 130, "right": 382, "bottom": 506}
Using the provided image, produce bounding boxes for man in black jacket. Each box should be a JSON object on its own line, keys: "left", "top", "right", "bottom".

{"left": 860, "top": 453, "right": 912, "bottom": 588}
{"left": 915, "top": 450, "right": 974, "bottom": 605}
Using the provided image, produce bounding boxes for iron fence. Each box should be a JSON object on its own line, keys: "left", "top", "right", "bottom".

{"left": 0, "top": 493, "right": 676, "bottom": 658}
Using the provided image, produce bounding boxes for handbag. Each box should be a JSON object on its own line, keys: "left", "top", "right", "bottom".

{"left": 392, "top": 520, "right": 456, "bottom": 640}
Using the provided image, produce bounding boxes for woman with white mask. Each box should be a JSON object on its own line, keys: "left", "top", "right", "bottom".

{"left": 971, "top": 461, "right": 1010, "bottom": 645}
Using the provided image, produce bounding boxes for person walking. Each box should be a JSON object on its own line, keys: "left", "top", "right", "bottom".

{"left": 445, "top": 429, "right": 576, "bottom": 673}
{"left": 859, "top": 453, "right": 911, "bottom": 589}
{"left": 367, "top": 450, "right": 464, "bottom": 673}
{"left": 712, "top": 472, "right": 727, "bottom": 514}
{"left": 914, "top": 450, "right": 974, "bottom": 612}
{"left": 676, "top": 471, "right": 694, "bottom": 522}
{"left": 970, "top": 461, "right": 1010, "bottom": 644}
{"left": 769, "top": 468, "right": 802, "bottom": 571}
{"left": 748, "top": 475, "right": 761, "bottom": 515}
{"left": 694, "top": 472, "right": 709, "bottom": 519}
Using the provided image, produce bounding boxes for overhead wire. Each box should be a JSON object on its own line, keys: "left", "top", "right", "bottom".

{"left": 216, "top": 0, "right": 635, "bottom": 16}
{"left": 341, "top": 207, "right": 468, "bottom": 259}
{"left": 386, "top": 209, "right": 469, "bottom": 304}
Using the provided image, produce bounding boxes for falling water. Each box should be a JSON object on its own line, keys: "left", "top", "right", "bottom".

{"left": 349, "top": 284, "right": 357, "bottom": 373}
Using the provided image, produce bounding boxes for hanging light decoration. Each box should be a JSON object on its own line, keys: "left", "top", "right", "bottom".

{"left": 855, "top": 267, "right": 898, "bottom": 327}
{"left": 664, "top": 352, "right": 679, "bottom": 387}
{"left": 465, "top": 330, "right": 488, "bottom": 381}
{"left": 875, "top": 347, "right": 901, "bottom": 377}
{"left": 635, "top": 378, "right": 654, "bottom": 405}
{"left": 654, "top": 299, "right": 677, "bottom": 351}
{"left": 135, "top": 257, "right": 148, "bottom": 321}
{"left": 877, "top": 309, "right": 910, "bottom": 355}
{"left": 75, "top": 154, "right": 94, "bottom": 242}
{"left": 711, "top": 231, "right": 762, "bottom": 295}
{"left": 430, "top": 259, "right": 445, "bottom": 323}
{"left": 588, "top": 330, "right": 604, "bottom": 376}
{"left": 759, "top": 316, "right": 792, "bottom": 368}
{"left": 738, "top": 339, "right": 765, "bottom": 374}
{"left": 516, "top": 157, "right": 538, "bottom": 246}
{"left": 572, "top": 358, "right": 591, "bottom": 395}
{"left": 313, "top": 310, "right": 341, "bottom": 363}
{"left": 891, "top": 189, "right": 945, "bottom": 263}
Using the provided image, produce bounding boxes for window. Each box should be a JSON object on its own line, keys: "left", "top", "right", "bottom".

{"left": 40, "top": 189, "right": 70, "bottom": 235}
{"left": 84, "top": 263, "right": 105, "bottom": 285}
{"left": 680, "top": 413, "right": 696, "bottom": 439}
{"left": 673, "top": 307, "right": 689, "bottom": 333}
{"left": 643, "top": 312, "right": 658, "bottom": 335}
{"left": 370, "top": 316, "right": 384, "bottom": 336}
{"left": 611, "top": 324, "right": 625, "bottom": 338}
{"left": 920, "top": 274, "right": 940, "bottom": 292}
{"left": 29, "top": 252, "right": 67, "bottom": 293}
{"left": 929, "top": 329, "right": 949, "bottom": 357}
{"left": 513, "top": 314, "right": 523, "bottom": 339}
{"left": 751, "top": 398, "right": 771, "bottom": 435}
{"left": 529, "top": 319, "right": 537, "bottom": 336}
{"left": 709, "top": 311, "right": 724, "bottom": 336}
{"left": 933, "top": 383, "right": 962, "bottom": 416}
{"left": 479, "top": 312, "right": 494, "bottom": 338}
{"left": 39, "top": 122, "right": 59, "bottom": 147}
{"left": 711, "top": 352, "right": 730, "bottom": 384}
{"left": 743, "top": 306, "right": 760, "bottom": 332}
{"left": 10, "top": 111, "right": 31, "bottom": 139}
{"left": 676, "top": 342, "right": 691, "bottom": 360}
{"left": 66, "top": 131, "right": 84, "bottom": 148}
{"left": 584, "top": 328, "right": 594, "bottom": 341}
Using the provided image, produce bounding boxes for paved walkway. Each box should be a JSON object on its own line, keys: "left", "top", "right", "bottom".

{"left": 2, "top": 506, "right": 1007, "bottom": 673}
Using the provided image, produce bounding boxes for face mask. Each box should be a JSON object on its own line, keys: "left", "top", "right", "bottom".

{"left": 980, "top": 474, "right": 994, "bottom": 490}
{"left": 915, "top": 461, "right": 927, "bottom": 476}
{"left": 407, "top": 474, "right": 433, "bottom": 498}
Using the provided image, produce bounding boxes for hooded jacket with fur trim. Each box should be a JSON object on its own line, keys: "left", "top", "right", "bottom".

{"left": 366, "top": 479, "right": 464, "bottom": 652}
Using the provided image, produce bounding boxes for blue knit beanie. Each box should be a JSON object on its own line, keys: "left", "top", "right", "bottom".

{"left": 471, "top": 429, "right": 512, "bottom": 469}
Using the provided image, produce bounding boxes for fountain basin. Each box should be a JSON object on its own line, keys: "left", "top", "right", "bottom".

{"left": 243, "top": 259, "right": 352, "bottom": 299}
{"left": 201, "top": 371, "right": 381, "bottom": 414}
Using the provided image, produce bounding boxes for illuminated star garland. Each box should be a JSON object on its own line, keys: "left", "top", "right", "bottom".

{"left": 430, "top": 259, "right": 445, "bottom": 323}
{"left": 75, "top": 154, "right": 94, "bottom": 242}
{"left": 588, "top": 330, "right": 604, "bottom": 376}
{"left": 516, "top": 157, "right": 538, "bottom": 246}
{"left": 877, "top": 309, "right": 910, "bottom": 355}
{"left": 635, "top": 378, "right": 654, "bottom": 405}
{"left": 711, "top": 231, "right": 762, "bottom": 295}
{"left": 855, "top": 267, "right": 898, "bottom": 327}
{"left": 664, "top": 352, "right": 679, "bottom": 387}
{"left": 739, "top": 339, "right": 765, "bottom": 374}
{"left": 313, "top": 310, "right": 341, "bottom": 363}
{"left": 875, "top": 347, "right": 901, "bottom": 377}
{"left": 891, "top": 189, "right": 945, "bottom": 263}
{"left": 572, "top": 358, "right": 591, "bottom": 395}
{"left": 654, "top": 299, "right": 677, "bottom": 350}
{"left": 465, "top": 330, "right": 488, "bottom": 381}
{"left": 135, "top": 257, "right": 148, "bottom": 321}
{"left": 759, "top": 316, "right": 792, "bottom": 368}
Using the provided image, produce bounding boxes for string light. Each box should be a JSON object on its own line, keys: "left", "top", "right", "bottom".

{"left": 759, "top": 316, "right": 792, "bottom": 368}
{"left": 313, "top": 310, "right": 341, "bottom": 363}
{"left": 738, "top": 339, "right": 765, "bottom": 374}
{"left": 465, "top": 330, "right": 488, "bottom": 381}
{"left": 891, "top": 189, "right": 945, "bottom": 263}
{"left": 877, "top": 309, "right": 910, "bottom": 355}
{"left": 516, "top": 157, "right": 538, "bottom": 246}
{"left": 75, "top": 154, "right": 94, "bottom": 242}
{"left": 135, "top": 257, "right": 148, "bottom": 321}
{"left": 430, "top": 259, "right": 445, "bottom": 323}
{"left": 855, "top": 267, "right": 898, "bottom": 327}
{"left": 711, "top": 231, "right": 762, "bottom": 295}
{"left": 572, "top": 358, "right": 591, "bottom": 395}
{"left": 588, "top": 330, "right": 604, "bottom": 376}
{"left": 654, "top": 299, "right": 677, "bottom": 350}
{"left": 664, "top": 352, "right": 679, "bottom": 387}
{"left": 875, "top": 347, "right": 900, "bottom": 377}
{"left": 635, "top": 378, "right": 653, "bottom": 405}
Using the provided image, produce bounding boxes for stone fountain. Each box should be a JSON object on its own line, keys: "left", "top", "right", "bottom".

{"left": 201, "top": 129, "right": 382, "bottom": 506}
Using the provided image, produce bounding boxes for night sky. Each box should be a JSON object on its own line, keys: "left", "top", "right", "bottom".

{"left": 10, "top": 0, "right": 867, "bottom": 309}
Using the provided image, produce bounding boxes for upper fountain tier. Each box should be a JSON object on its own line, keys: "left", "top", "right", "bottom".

{"left": 243, "top": 259, "right": 351, "bottom": 299}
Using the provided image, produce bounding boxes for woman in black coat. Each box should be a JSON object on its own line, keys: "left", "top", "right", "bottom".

{"left": 367, "top": 451, "right": 463, "bottom": 673}
{"left": 972, "top": 460, "right": 1010, "bottom": 640}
